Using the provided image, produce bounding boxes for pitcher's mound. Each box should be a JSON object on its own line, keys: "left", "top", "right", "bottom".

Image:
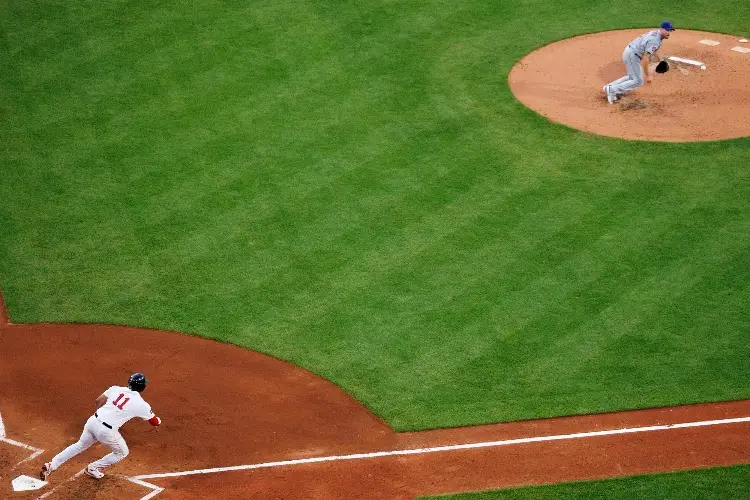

{"left": 509, "top": 29, "right": 750, "bottom": 142}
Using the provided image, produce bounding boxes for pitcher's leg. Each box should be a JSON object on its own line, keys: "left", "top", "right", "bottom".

{"left": 88, "top": 432, "right": 129, "bottom": 474}
{"left": 607, "top": 75, "right": 631, "bottom": 87}
{"left": 609, "top": 50, "right": 644, "bottom": 95}
{"left": 49, "top": 417, "right": 97, "bottom": 471}
{"left": 611, "top": 74, "right": 643, "bottom": 94}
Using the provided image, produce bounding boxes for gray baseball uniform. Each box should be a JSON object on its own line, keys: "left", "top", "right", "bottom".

{"left": 606, "top": 30, "right": 663, "bottom": 96}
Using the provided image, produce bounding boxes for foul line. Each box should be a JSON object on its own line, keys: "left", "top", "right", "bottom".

{"left": 133, "top": 415, "right": 750, "bottom": 481}
{"left": 0, "top": 411, "right": 45, "bottom": 467}
{"left": 125, "top": 477, "right": 164, "bottom": 500}
{"left": 36, "top": 470, "right": 84, "bottom": 500}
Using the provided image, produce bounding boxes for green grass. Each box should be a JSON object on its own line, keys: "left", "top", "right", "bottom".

{"left": 2, "top": 1, "right": 749, "bottom": 430}
{"left": 424, "top": 464, "right": 750, "bottom": 499}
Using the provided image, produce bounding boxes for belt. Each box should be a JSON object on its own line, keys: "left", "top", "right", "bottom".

{"left": 627, "top": 45, "right": 643, "bottom": 60}
{"left": 94, "top": 412, "right": 113, "bottom": 430}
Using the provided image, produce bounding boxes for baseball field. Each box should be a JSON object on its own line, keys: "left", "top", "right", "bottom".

{"left": 1, "top": 0, "right": 749, "bottom": 498}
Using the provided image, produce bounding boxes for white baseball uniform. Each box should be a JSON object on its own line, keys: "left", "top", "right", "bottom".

{"left": 48, "top": 386, "right": 159, "bottom": 474}
{"left": 606, "top": 30, "right": 664, "bottom": 96}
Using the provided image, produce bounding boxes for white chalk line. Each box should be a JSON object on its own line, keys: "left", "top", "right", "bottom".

{"left": 6, "top": 412, "right": 747, "bottom": 499}
{"left": 0, "top": 411, "right": 45, "bottom": 469}
{"left": 27, "top": 469, "right": 162, "bottom": 500}
{"left": 133, "top": 415, "right": 750, "bottom": 482}
{"left": 1, "top": 436, "right": 43, "bottom": 452}
{"left": 126, "top": 477, "right": 164, "bottom": 500}
{"left": 7, "top": 446, "right": 45, "bottom": 469}
{"left": 0, "top": 409, "right": 160, "bottom": 500}
{"left": 2, "top": 437, "right": 44, "bottom": 470}
{"left": 36, "top": 469, "right": 85, "bottom": 499}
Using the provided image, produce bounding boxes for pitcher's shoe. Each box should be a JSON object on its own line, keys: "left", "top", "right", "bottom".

{"left": 603, "top": 85, "right": 617, "bottom": 104}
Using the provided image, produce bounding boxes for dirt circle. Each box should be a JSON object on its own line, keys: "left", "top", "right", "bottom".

{"left": 509, "top": 29, "right": 750, "bottom": 141}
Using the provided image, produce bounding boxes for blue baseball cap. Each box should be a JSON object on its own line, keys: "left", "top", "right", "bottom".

{"left": 660, "top": 21, "right": 675, "bottom": 31}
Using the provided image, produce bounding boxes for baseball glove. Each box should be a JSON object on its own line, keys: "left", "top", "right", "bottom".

{"left": 655, "top": 60, "right": 669, "bottom": 73}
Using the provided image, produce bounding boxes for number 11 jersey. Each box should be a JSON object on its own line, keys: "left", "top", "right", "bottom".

{"left": 96, "top": 386, "right": 155, "bottom": 430}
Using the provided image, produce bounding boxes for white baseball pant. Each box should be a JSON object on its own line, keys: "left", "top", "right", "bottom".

{"left": 49, "top": 415, "right": 129, "bottom": 472}
{"left": 606, "top": 46, "right": 645, "bottom": 95}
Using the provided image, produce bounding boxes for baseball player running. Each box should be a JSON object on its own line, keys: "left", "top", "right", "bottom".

{"left": 40, "top": 373, "right": 161, "bottom": 480}
{"left": 603, "top": 21, "right": 675, "bottom": 104}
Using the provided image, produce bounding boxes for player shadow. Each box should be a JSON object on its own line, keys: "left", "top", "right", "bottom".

{"left": 511, "top": 80, "right": 615, "bottom": 108}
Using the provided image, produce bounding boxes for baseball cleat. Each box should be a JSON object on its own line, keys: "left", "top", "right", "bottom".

{"left": 85, "top": 467, "right": 105, "bottom": 479}
{"left": 603, "top": 85, "right": 618, "bottom": 104}
{"left": 40, "top": 462, "right": 52, "bottom": 480}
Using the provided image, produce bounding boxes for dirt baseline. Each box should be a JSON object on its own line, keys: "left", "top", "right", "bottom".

{"left": 509, "top": 29, "right": 750, "bottom": 141}
{"left": 1, "top": 291, "right": 749, "bottom": 499}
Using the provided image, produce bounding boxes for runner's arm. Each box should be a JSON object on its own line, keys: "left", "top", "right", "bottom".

{"left": 141, "top": 407, "right": 161, "bottom": 426}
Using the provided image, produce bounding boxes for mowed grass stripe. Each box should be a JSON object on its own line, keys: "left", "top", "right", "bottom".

{"left": 1, "top": 0, "right": 749, "bottom": 430}
{"left": 370, "top": 200, "right": 750, "bottom": 425}
{"left": 212, "top": 171, "right": 748, "bottom": 426}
